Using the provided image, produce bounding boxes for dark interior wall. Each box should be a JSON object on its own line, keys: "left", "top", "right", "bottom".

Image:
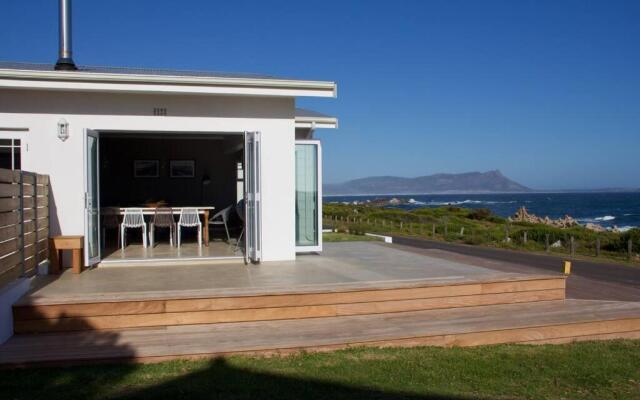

{"left": 99, "top": 135, "right": 243, "bottom": 209}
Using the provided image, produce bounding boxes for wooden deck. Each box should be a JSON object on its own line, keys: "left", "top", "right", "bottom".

{"left": 12, "top": 274, "right": 566, "bottom": 333}
{"left": 2, "top": 299, "right": 640, "bottom": 366}
{"left": 3, "top": 242, "right": 639, "bottom": 366}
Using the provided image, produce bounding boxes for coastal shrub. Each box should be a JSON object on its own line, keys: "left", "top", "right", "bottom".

{"left": 467, "top": 208, "right": 492, "bottom": 221}
{"left": 347, "top": 224, "right": 368, "bottom": 235}
{"left": 604, "top": 228, "right": 640, "bottom": 253}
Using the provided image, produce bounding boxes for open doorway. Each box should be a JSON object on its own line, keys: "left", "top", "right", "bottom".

{"left": 91, "top": 131, "right": 247, "bottom": 264}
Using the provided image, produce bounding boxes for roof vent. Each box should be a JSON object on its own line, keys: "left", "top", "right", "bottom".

{"left": 54, "top": 0, "right": 77, "bottom": 71}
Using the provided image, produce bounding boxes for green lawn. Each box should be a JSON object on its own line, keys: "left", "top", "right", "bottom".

{"left": 322, "top": 232, "right": 381, "bottom": 242}
{"left": 2, "top": 341, "right": 640, "bottom": 399}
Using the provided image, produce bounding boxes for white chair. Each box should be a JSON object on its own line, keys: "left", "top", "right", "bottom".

{"left": 209, "top": 205, "right": 232, "bottom": 242}
{"left": 178, "top": 208, "right": 202, "bottom": 247}
{"left": 150, "top": 207, "right": 176, "bottom": 247}
{"left": 120, "top": 208, "right": 147, "bottom": 249}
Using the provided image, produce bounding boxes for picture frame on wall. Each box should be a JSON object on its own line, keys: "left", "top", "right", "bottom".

{"left": 133, "top": 160, "right": 160, "bottom": 178}
{"left": 170, "top": 160, "right": 195, "bottom": 178}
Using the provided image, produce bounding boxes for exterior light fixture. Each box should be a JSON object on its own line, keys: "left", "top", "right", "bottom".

{"left": 57, "top": 118, "right": 69, "bottom": 141}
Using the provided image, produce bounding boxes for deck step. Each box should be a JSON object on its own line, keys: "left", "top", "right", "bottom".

{"left": 12, "top": 275, "right": 565, "bottom": 333}
{"left": 2, "top": 299, "right": 639, "bottom": 366}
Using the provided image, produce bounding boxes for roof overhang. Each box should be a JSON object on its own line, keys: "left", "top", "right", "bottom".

{"left": 0, "top": 67, "right": 337, "bottom": 98}
{"left": 295, "top": 108, "right": 338, "bottom": 129}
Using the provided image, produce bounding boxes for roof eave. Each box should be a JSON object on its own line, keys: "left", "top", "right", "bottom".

{"left": 295, "top": 117, "right": 338, "bottom": 129}
{"left": 0, "top": 68, "right": 337, "bottom": 98}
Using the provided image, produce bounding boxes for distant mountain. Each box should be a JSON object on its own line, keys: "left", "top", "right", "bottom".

{"left": 324, "top": 170, "right": 532, "bottom": 195}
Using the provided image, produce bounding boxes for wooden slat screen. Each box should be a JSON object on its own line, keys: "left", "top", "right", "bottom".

{"left": 0, "top": 168, "right": 50, "bottom": 289}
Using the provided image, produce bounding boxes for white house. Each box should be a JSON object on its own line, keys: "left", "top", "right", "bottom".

{"left": 0, "top": 2, "right": 336, "bottom": 265}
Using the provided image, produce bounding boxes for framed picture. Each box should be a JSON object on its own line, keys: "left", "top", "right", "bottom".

{"left": 170, "top": 160, "right": 195, "bottom": 178}
{"left": 133, "top": 160, "right": 159, "bottom": 178}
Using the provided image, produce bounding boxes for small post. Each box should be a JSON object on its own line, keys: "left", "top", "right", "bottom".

{"left": 504, "top": 224, "right": 509, "bottom": 242}
{"left": 459, "top": 227, "right": 464, "bottom": 237}
{"left": 523, "top": 231, "right": 527, "bottom": 244}
{"left": 629, "top": 239, "right": 633, "bottom": 261}
{"left": 400, "top": 221, "right": 403, "bottom": 230}
{"left": 563, "top": 260, "right": 572, "bottom": 275}
{"left": 570, "top": 236, "right": 575, "bottom": 258}
{"left": 595, "top": 237, "right": 600, "bottom": 257}
{"left": 432, "top": 224, "right": 436, "bottom": 237}
{"left": 444, "top": 222, "right": 448, "bottom": 237}
{"left": 545, "top": 234, "right": 550, "bottom": 252}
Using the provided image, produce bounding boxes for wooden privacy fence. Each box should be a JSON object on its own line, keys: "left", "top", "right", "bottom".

{"left": 0, "top": 168, "right": 49, "bottom": 289}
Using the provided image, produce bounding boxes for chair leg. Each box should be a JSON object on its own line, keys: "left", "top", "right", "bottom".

{"left": 178, "top": 226, "right": 181, "bottom": 247}
{"left": 169, "top": 226, "right": 174, "bottom": 247}
{"left": 234, "top": 228, "right": 244, "bottom": 252}
{"left": 224, "top": 221, "right": 231, "bottom": 242}
{"left": 121, "top": 225, "right": 126, "bottom": 249}
{"left": 150, "top": 226, "right": 154, "bottom": 248}
{"left": 142, "top": 224, "right": 148, "bottom": 248}
{"left": 197, "top": 224, "right": 202, "bottom": 247}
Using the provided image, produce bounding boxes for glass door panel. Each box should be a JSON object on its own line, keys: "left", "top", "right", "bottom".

{"left": 295, "top": 141, "right": 322, "bottom": 252}
{"left": 84, "top": 129, "right": 100, "bottom": 265}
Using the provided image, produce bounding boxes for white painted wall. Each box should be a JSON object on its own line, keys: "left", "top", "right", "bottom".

{"left": 0, "top": 90, "right": 297, "bottom": 261}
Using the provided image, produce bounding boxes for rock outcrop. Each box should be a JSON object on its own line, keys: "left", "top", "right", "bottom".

{"left": 509, "top": 206, "right": 579, "bottom": 228}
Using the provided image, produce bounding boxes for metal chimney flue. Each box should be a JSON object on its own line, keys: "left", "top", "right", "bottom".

{"left": 54, "top": 0, "right": 77, "bottom": 70}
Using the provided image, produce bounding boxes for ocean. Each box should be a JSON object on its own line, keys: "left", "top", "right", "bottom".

{"left": 324, "top": 192, "right": 640, "bottom": 231}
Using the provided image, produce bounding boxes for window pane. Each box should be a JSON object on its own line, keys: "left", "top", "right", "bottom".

{"left": 0, "top": 139, "right": 11, "bottom": 146}
{"left": 13, "top": 147, "right": 21, "bottom": 170}
{"left": 295, "top": 144, "right": 318, "bottom": 247}
{"left": 0, "top": 147, "right": 12, "bottom": 169}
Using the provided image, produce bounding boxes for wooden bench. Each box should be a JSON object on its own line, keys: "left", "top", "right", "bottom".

{"left": 49, "top": 236, "right": 84, "bottom": 274}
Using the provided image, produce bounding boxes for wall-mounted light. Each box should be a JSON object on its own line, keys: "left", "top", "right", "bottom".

{"left": 57, "top": 118, "right": 69, "bottom": 141}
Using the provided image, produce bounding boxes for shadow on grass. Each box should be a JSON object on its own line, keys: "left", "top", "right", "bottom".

{"left": 113, "top": 356, "right": 473, "bottom": 400}
{"left": 1, "top": 308, "right": 473, "bottom": 399}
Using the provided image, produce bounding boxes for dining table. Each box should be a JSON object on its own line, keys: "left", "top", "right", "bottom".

{"left": 113, "top": 207, "right": 216, "bottom": 246}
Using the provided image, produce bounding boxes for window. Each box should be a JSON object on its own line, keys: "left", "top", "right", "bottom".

{"left": 0, "top": 139, "right": 21, "bottom": 170}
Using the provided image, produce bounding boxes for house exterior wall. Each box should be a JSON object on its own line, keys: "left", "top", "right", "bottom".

{"left": 0, "top": 90, "right": 296, "bottom": 261}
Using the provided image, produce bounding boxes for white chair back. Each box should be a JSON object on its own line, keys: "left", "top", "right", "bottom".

{"left": 211, "top": 205, "right": 232, "bottom": 223}
{"left": 122, "top": 208, "right": 145, "bottom": 228}
{"left": 178, "top": 208, "right": 200, "bottom": 227}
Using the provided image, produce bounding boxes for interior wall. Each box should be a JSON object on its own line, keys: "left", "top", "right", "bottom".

{"left": 100, "top": 135, "right": 243, "bottom": 210}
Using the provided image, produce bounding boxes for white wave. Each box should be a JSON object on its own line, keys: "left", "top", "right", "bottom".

{"left": 595, "top": 215, "right": 616, "bottom": 221}
{"left": 424, "top": 199, "right": 517, "bottom": 206}
{"left": 407, "top": 198, "right": 426, "bottom": 205}
{"left": 614, "top": 226, "right": 636, "bottom": 232}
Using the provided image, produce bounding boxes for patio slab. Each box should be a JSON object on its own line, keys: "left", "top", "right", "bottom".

{"left": 19, "top": 241, "right": 558, "bottom": 304}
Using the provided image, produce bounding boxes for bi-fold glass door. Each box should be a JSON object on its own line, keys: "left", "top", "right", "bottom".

{"left": 84, "top": 128, "right": 101, "bottom": 266}
{"left": 295, "top": 140, "right": 322, "bottom": 252}
{"left": 244, "top": 131, "right": 262, "bottom": 263}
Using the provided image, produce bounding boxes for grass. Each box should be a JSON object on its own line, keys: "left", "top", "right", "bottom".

{"left": 324, "top": 203, "right": 640, "bottom": 266}
{"left": 322, "top": 232, "right": 381, "bottom": 242}
{"left": 2, "top": 341, "right": 640, "bottom": 399}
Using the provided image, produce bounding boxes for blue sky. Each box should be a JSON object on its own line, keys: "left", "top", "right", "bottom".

{"left": 2, "top": 0, "right": 639, "bottom": 189}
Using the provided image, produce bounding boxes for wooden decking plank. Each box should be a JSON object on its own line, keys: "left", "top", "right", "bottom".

{"left": 13, "top": 289, "right": 565, "bottom": 333}
{"left": 17, "top": 273, "right": 564, "bottom": 305}
{"left": 2, "top": 300, "right": 640, "bottom": 365}
{"left": 13, "top": 277, "right": 565, "bottom": 320}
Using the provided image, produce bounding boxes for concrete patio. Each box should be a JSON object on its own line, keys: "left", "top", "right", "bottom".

{"left": 19, "top": 241, "right": 542, "bottom": 304}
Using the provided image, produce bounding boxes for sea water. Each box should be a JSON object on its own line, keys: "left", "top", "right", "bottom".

{"left": 324, "top": 192, "right": 640, "bottom": 231}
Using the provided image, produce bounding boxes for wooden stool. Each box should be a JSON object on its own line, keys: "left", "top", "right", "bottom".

{"left": 49, "top": 236, "right": 84, "bottom": 274}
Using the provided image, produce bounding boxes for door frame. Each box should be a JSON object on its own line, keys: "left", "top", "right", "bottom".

{"left": 295, "top": 139, "right": 322, "bottom": 253}
{"left": 83, "top": 128, "right": 101, "bottom": 266}
{"left": 244, "top": 131, "right": 262, "bottom": 263}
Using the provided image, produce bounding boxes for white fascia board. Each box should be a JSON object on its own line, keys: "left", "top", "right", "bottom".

{"left": 0, "top": 69, "right": 337, "bottom": 98}
{"left": 295, "top": 118, "right": 338, "bottom": 129}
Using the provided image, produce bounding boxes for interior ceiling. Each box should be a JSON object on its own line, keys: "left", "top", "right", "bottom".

{"left": 99, "top": 132, "right": 242, "bottom": 140}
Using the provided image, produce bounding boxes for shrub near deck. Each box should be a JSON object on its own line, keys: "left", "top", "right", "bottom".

{"left": 1, "top": 341, "right": 639, "bottom": 400}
